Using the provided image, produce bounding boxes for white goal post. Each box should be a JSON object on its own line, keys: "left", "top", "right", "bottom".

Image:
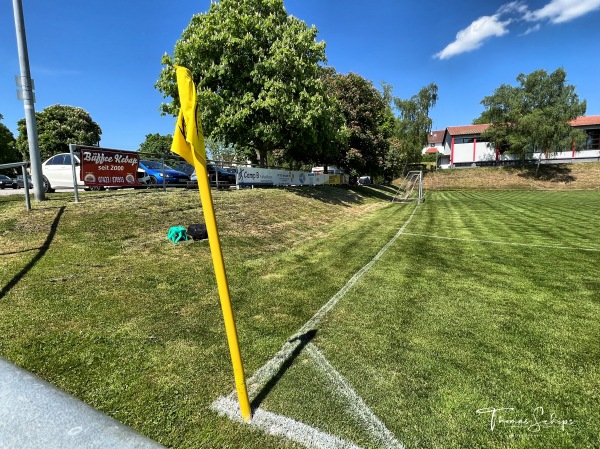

{"left": 392, "top": 170, "right": 423, "bottom": 203}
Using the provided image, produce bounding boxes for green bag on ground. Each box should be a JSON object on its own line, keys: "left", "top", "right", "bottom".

{"left": 167, "top": 226, "right": 189, "bottom": 243}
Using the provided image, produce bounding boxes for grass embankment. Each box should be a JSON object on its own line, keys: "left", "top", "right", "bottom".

{"left": 1, "top": 185, "right": 598, "bottom": 448}
{"left": 0, "top": 185, "right": 403, "bottom": 448}
{"left": 424, "top": 162, "right": 600, "bottom": 190}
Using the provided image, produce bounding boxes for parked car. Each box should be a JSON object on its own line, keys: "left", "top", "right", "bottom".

{"left": 16, "top": 175, "right": 33, "bottom": 189}
{"left": 208, "top": 164, "right": 236, "bottom": 185}
{"left": 171, "top": 161, "right": 195, "bottom": 177}
{"left": 41, "top": 153, "right": 85, "bottom": 193}
{"left": 0, "top": 174, "right": 17, "bottom": 189}
{"left": 169, "top": 161, "right": 237, "bottom": 185}
{"left": 138, "top": 160, "right": 190, "bottom": 185}
{"left": 358, "top": 176, "right": 371, "bottom": 185}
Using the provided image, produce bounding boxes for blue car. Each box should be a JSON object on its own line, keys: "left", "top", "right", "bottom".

{"left": 138, "top": 160, "right": 190, "bottom": 185}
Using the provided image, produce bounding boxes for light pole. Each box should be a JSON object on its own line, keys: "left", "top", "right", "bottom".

{"left": 13, "top": 0, "right": 45, "bottom": 201}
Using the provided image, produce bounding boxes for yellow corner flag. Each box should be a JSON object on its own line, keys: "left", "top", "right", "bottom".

{"left": 171, "top": 66, "right": 252, "bottom": 422}
{"left": 171, "top": 66, "right": 206, "bottom": 168}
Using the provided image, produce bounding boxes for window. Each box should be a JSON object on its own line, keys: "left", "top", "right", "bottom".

{"left": 46, "top": 155, "right": 64, "bottom": 165}
{"left": 585, "top": 129, "right": 600, "bottom": 150}
{"left": 455, "top": 137, "right": 487, "bottom": 143}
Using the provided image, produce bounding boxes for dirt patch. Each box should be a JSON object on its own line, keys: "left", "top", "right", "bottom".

{"left": 424, "top": 163, "right": 600, "bottom": 190}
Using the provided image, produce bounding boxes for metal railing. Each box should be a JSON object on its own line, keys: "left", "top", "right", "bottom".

{"left": 0, "top": 161, "right": 31, "bottom": 210}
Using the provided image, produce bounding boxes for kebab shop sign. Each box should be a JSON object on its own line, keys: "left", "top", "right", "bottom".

{"left": 79, "top": 147, "right": 140, "bottom": 187}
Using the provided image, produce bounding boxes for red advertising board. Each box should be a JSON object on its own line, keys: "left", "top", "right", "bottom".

{"left": 79, "top": 147, "right": 141, "bottom": 187}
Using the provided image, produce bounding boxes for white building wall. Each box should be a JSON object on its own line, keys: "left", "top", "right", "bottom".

{"left": 443, "top": 134, "right": 497, "bottom": 164}
{"left": 532, "top": 149, "right": 600, "bottom": 160}
{"left": 452, "top": 142, "right": 496, "bottom": 164}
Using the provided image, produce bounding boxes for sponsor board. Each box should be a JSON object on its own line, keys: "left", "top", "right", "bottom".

{"left": 236, "top": 167, "right": 330, "bottom": 186}
{"left": 79, "top": 147, "right": 141, "bottom": 187}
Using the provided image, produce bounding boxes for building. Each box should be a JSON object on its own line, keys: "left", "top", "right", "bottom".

{"left": 422, "top": 129, "right": 445, "bottom": 156}
{"left": 437, "top": 116, "right": 600, "bottom": 168}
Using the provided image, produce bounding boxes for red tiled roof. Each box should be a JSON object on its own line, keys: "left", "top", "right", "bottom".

{"left": 446, "top": 124, "right": 491, "bottom": 136}
{"left": 427, "top": 130, "right": 445, "bottom": 144}
{"left": 570, "top": 115, "right": 600, "bottom": 127}
{"left": 425, "top": 147, "right": 439, "bottom": 154}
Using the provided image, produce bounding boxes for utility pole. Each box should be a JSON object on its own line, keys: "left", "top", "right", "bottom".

{"left": 13, "top": 0, "right": 45, "bottom": 201}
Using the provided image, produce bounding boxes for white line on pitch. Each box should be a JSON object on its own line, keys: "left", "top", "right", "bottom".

{"left": 244, "top": 204, "right": 420, "bottom": 401}
{"left": 305, "top": 344, "right": 404, "bottom": 449}
{"left": 213, "top": 204, "right": 420, "bottom": 448}
{"left": 403, "top": 232, "right": 600, "bottom": 252}
{"left": 212, "top": 396, "right": 364, "bottom": 449}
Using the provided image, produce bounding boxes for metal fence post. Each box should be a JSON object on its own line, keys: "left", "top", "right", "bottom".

{"left": 69, "top": 144, "right": 79, "bottom": 202}
{"left": 161, "top": 156, "right": 167, "bottom": 192}
{"left": 21, "top": 165, "right": 31, "bottom": 210}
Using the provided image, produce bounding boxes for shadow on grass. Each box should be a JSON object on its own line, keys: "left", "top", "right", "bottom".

{"left": 286, "top": 185, "right": 397, "bottom": 205}
{"left": 250, "top": 329, "right": 317, "bottom": 410}
{"left": 0, "top": 206, "right": 66, "bottom": 301}
{"left": 514, "top": 164, "right": 576, "bottom": 183}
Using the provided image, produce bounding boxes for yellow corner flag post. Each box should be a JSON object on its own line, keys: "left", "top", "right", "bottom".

{"left": 171, "top": 66, "right": 252, "bottom": 422}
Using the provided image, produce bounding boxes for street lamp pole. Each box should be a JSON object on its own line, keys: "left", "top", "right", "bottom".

{"left": 13, "top": 0, "right": 45, "bottom": 201}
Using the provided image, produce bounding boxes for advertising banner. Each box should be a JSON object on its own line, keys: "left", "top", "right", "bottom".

{"left": 79, "top": 147, "right": 141, "bottom": 187}
{"left": 327, "top": 174, "right": 342, "bottom": 185}
{"left": 235, "top": 167, "right": 330, "bottom": 186}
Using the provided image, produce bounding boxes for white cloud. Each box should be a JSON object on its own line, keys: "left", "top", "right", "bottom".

{"left": 526, "top": 0, "right": 600, "bottom": 23}
{"left": 434, "top": 15, "right": 511, "bottom": 60}
{"left": 521, "top": 23, "right": 542, "bottom": 35}
{"left": 435, "top": 0, "right": 600, "bottom": 59}
{"left": 497, "top": 1, "right": 529, "bottom": 15}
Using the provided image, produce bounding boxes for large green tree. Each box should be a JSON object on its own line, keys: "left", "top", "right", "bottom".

{"left": 322, "top": 71, "right": 389, "bottom": 178}
{"left": 156, "top": 0, "right": 343, "bottom": 166}
{"left": 394, "top": 84, "right": 438, "bottom": 163}
{"left": 475, "top": 68, "right": 586, "bottom": 172}
{"left": 382, "top": 83, "right": 438, "bottom": 180}
{"left": 139, "top": 133, "right": 173, "bottom": 157}
{"left": 16, "top": 105, "right": 102, "bottom": 161}
{"left": 0, "top": 114, "right": 20, "bottom": 164}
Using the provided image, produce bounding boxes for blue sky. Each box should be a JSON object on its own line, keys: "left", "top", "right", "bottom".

{"left": 1, "top": 0, "right": 599, "bottom": 151}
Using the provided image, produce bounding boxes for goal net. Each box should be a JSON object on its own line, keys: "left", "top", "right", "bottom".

{"left": 392, "top": 170, "right": 423, "bottom": 203}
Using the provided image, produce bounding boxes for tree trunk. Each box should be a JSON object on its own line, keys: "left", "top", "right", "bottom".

{"left": 535, "top": 148, "right": 547, "bottom": 177}
{"left": 257, "top": 149, "right": 268, "bottom": 167}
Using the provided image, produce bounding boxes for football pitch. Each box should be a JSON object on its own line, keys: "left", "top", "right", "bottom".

{"left": 218, "top": 190, "right": 599, "bottom": 449}
{"left": 0, "top": 188, "right": 598, "bottom": 449}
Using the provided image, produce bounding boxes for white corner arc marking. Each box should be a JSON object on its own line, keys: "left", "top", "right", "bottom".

{"left": 305, "top": 343, "right": 404, "bottom": 449}
{"left": 213, "top": 203, "right": 420, "bottom": 448}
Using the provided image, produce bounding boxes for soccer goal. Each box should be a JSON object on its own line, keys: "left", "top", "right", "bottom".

{"left": 392, "top": 170, "right": 423, "bottom": 203}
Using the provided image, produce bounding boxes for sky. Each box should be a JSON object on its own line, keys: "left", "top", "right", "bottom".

{"left": 1, "top": 0, "right": 600, "bottom": 151}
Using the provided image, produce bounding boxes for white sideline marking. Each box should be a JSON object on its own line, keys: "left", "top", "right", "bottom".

{"left": 244, "top": 204, "right": 420, "bottom": 401}
{"left": 305, "top": 344, "right": 404, "bottom": 449}
{"left": 403, "top": 232, "right": 600, "bottom": 252}
{"left": 212, "top": 396, "right": 364, "bottom": 449}
{"left": 213, "top": 204, "right": 419, "bottom": 448}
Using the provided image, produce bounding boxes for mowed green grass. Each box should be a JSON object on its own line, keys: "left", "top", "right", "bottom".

{"left": 0, "top": 188, "right": 598, "bottom": 448}
{"left": 264, "top": 190, "right": 599, "bottom": 449}
{"left": 0, "top": 186, "right": 409, "bottom": 448}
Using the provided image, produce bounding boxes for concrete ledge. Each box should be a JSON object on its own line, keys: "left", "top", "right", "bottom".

{"left": 0, "top": 357, "right": 166, "bottom": 449}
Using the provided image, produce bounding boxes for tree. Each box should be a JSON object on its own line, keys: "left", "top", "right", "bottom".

{"left": 156, "top": 0, "right": 343, "bottom": 167}
{"left": 205, "top": 138, "right": 239, "bottom": 164}
{"left": 0, "top": 114, "right": 20, "bottom": 165}
{"left": 475, "top": 68, "right": 587, "bottom": 173}
{"left": 322, "top": 71, "right": 389, "bottom": 178}
{"left": 139, "top": 133, "right": 173, "bottom": 157}
{"left": 16, "top": 105, "right": 102, "bottom": 161}
{"left": 394, "top": 83, "right": 438, "bottom": 163}
{"left": 380, "top": 82, "right": 438, "bottom": 181}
